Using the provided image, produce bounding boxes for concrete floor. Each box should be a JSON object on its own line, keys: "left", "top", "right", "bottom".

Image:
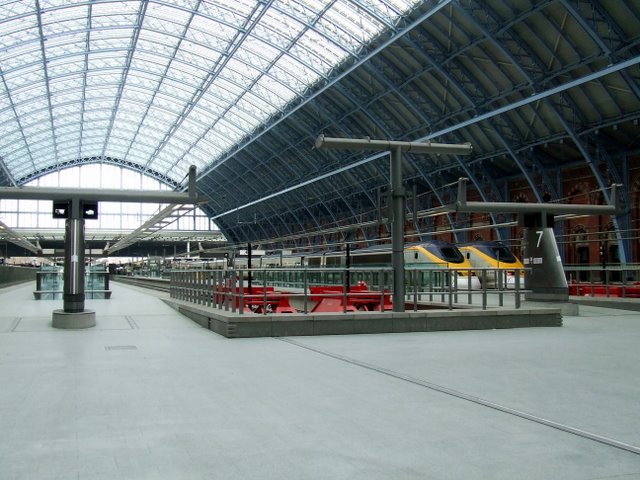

{"left": 1, "top": 281, "right": 639, "bottom": 480}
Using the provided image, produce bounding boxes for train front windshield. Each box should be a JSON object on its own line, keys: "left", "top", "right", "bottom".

{"left": 488, "top": 245, "right": 517, "bottom": 263}
{"left": 426, "top": 245, "right": 465, "bottom": 264}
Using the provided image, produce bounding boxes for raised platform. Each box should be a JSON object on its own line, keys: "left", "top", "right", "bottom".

{"left": 163, "top": 298, "right": 562, "bottom": 338}
{"left": 570, "top": 295, "right": 640, "bottom": 312}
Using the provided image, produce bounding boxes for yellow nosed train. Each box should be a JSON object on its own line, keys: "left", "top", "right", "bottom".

{"left": 458, "top": 241, "right": 524, "bottom": 288}
{"left": 404, "top": 240, "right": 481, "bottom": 289}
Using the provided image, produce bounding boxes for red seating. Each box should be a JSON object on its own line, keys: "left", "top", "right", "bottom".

{"left": 275, "top": 295, "right": 297, "bottom": 314}
{"left": 212, "top": 284, "right": 394, "bottom": 313}
{"left": 215, "top": 286, "right": 275, "bottom": 308}
{"left": 214, "top": 285, "right": 299, "bottom": 313}
{"left": 312, "top": 297, "right": 357, "bottom": 313}
{"left": 309, "top": 285, "right": 391, "bottom": 312}
{"left": 569, "top": 282, "right": 640, "bottom": 298}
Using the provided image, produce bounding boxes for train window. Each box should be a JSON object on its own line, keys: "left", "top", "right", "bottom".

{"left": 438, "top": 246, "right": 464, "bottom": 263}
{"left": 414, "top": 252, "right": 418, "bottom": 260}
{"left": 491, "top": 246, "right": 516, "bottom": 263}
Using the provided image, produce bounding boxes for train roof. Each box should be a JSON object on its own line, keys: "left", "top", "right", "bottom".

{"left": 458, "top": 241, "right": 508, "bottom": 247}
{"left": 407, "top": 239, "right": 458, "bottom": 248}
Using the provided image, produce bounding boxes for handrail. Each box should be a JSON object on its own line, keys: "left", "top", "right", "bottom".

{"left": 169, "top": 266, "right": 529, "bottom": 313}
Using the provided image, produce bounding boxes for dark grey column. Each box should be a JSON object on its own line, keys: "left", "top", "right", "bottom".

{"left": 63, "top": 198, "right": 86, "bottom": 313}
{"left": 523, "top": 226, "right": 568, "bottom": 301}
{"left": 313, "top": 136, "right": 473, "bottom": 312}
{"left": 391, "top": 147, "right": 405, "bottom": 312}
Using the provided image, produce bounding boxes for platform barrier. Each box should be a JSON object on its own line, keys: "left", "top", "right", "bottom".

{"left": 568, "top": 283, "right": 640, "bottom": 298}
{"left": 565, "top": 265, "right": 640, "bottom": 298}
{"left": 169, "top": 267, "right": 528, "bottom": 314}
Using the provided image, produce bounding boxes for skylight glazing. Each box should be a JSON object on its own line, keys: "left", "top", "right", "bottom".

{"left": 0, "top": 0, "right": 421, "bottom": 186}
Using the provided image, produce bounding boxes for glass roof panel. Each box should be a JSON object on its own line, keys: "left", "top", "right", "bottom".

{"left": 0, "top": 0, "right": 421, "bottom": 186}
{"left": 253, "top": 77, "right": 293, "bottom": 107}
{"left": 49, "top": 75, "right": 84, "bottom": 92}
{"left": 1, "top": 49, "right": 41, "bottom": 73}
{"left": 47, "top": 59, "right": 85, "bottom": 78}
{"left": 187, "top": 13, "right": 237, "bottom": 46}
{"left": 197, "top": 0, "right": 254, "bottom": 29}
{"left": 89, "top": 32, "right": 132, "bottom": 51}
{"left": 1, "top": 1, "right": 33, "bottom": 16}
{"left": 0, "top": 16, "right": 38, "bottom": 50}
{"left": 14, "top": 98, "right": 48, "bottom": 118}
{"left": 4, "top": 68, "right": 45, "bottom": 92}
{"left": 0, "top": 131, "right": 23, "bottom": 151}
{"left": 41, "top": 5, "right": 88, "bottom": 34}
{"left": 178, "top": 118, "right": 210, "bottom": 143}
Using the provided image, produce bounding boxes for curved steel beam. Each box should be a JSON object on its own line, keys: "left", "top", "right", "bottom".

{"left": 195, "top": 0, "right": 453, "bottom": 182}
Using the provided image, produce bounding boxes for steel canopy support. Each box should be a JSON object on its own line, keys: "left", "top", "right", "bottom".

{"left": 0, "top": 165, "right": 202, "bottom": 203}
{"left": 63, "top": 198, "right": 85, "bottom": 313}
{"left": 2, "top": 165, "right": 203, "bottom": 329}
{"left": 454, "top": 178, "right": 621, "bottom": 216}
{"left": 314, "top": 136, "right": 473, "bottom": 155}
{"left": 451, "top": 177, "right": 621, "bottom": 301}
{"left": 390, "top": 146, "right": 404, "bottom": 312}
{"left": 315, "top": 136, "right": 473, "bottom": 312}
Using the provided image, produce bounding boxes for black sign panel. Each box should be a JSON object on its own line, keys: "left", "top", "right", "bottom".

{"left": 82, "top": 201, "right": 98, "bottom": 219}
{"left": 52, "top": 201, "right": 70, "bottom": 218}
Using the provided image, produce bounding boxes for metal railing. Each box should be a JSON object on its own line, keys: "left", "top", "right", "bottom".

{"left": 564, "top": 265, "right": 640, "bottom": 298}
{"left": 169, "top": 267, "right": 528, "bottom": 314}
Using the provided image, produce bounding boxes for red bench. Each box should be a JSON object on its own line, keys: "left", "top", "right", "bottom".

{"left": 309, "top": 285, "right": 391, "bottom": 312}
{"left": 569, "top": 282, "right": 640, "bottom": 298}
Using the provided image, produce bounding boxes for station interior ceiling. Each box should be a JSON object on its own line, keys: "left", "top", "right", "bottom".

{"left": 0, "top": 1, "right": 638, "bottom": 258}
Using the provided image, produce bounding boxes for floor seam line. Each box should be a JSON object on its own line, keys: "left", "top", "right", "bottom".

{"left": 124, "top": 315, "right": 139, "bottom": 329}
{"left": 277, "top": 337, "right": 640, "bottom": 457}
{"left": 9, "top": 317, "right": 21, "bottom": 332}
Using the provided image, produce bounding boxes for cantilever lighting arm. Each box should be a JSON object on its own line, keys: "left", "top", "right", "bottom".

{"left": 315, "top": 135, "right": 473, "bottom": 155}
{"left": 454, "top": 178, "right": 622, "bottom": 215}
{"left": 314, "top": 135, "right": 473, "bottom": 314}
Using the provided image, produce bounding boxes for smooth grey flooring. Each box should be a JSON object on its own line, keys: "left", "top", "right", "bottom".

{"left": 0, "top": 281, "right": 639, "bottom": 480}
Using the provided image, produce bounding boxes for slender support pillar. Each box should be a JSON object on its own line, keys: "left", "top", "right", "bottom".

{"left": 391, "top": 147, "right": 405, "bottom": 312}
{"left": 345, "top": 244, "right": 351, "bottom": 291}
{"left": 53, "top": 198, "right": 95, "bottom": 328}
{"left": 247, "top": 242, "right": 252, "bottom": 294}
{"left": 314, "top": 136, "right": 473, "bottom": 312}
{"left": 0, "top": 165, "right": 204, "bottom": 329}
{"left": 63, "top": 200, "right": 85, "bottom": 312}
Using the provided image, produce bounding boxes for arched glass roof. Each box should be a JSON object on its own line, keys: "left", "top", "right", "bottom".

{"left": 0, "top": 0, "right": 421, "bottom": 186}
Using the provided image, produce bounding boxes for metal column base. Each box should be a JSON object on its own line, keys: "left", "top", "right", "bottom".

{"left": 52, "top": 309, "right": 96, "bottom": 329}
{"left": 525, "top": 291, "right": 569, "bottom": 302}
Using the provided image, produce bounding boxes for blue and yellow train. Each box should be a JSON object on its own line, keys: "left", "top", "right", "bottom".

{"left": 404, "top": 240, "right": 481, "bottom": 289}
{"left": 458, "top": 241, "right": 525, "bottom": 288}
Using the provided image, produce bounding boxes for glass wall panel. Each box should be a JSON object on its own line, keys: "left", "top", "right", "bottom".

{"left": 2, "top": 164, "right": 218, "bottom": 232}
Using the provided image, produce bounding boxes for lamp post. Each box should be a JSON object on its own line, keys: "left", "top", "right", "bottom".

{"left": 315, "top": 136, "right": 473, "bottom": 312}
